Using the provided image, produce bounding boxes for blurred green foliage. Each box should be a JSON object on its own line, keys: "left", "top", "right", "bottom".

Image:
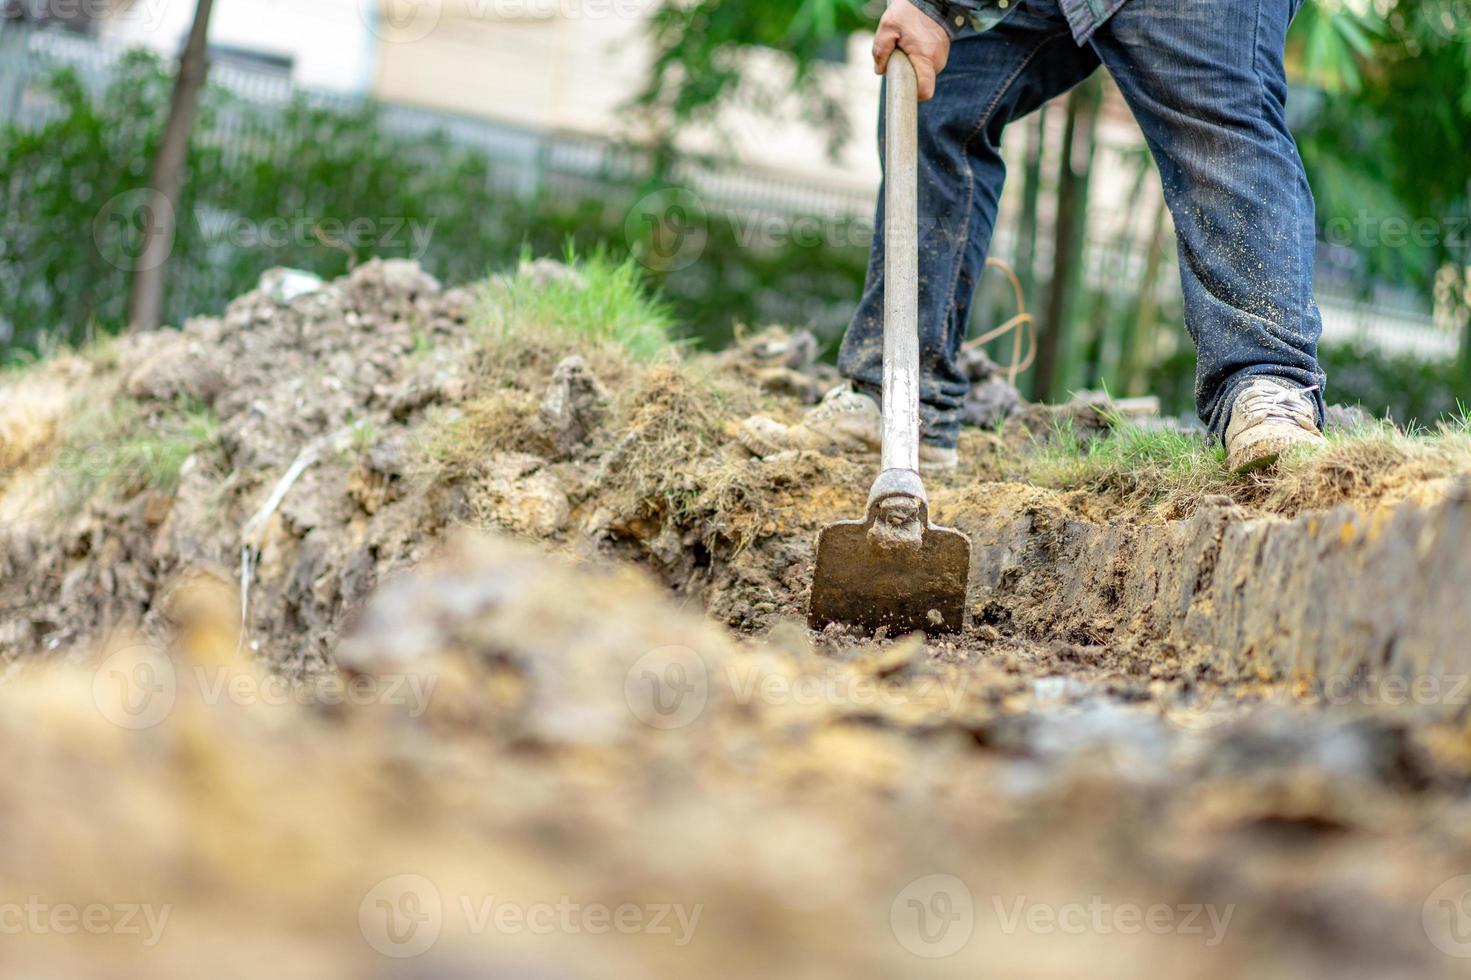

{"left": 0, "top": 55, "right": 169, "bottom": 351}
{"left": 3, "top": 5, "right": 1464, "bottom": 425}
{"left": 1294, "top": 0, "right": 1471, "bottom": 295}
{"left": 0, "top": 50, "right": 870, "bottom": 361}
{"left": 0, "top": 50, "right": 506, "bottom": 353}
{"left": 635, "top": 0, "right": 872, "bottom": 160}
{"left": 1317, "top": 341, "right": 1466, "bottom": 426}
{"left": 1121, "top": 340, "right": 1465, "bottom": 426}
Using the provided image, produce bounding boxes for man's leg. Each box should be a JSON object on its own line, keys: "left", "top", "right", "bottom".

{"left": 839, "top": 0, "right": 1100, "bottom": 448}
{"left": 1089, "top": 0, "right": 1326, "bottom": 438}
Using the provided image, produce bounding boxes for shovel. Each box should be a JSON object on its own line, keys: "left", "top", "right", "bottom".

{"left": 808, "top": 50, "right": 972, "bottom": 636}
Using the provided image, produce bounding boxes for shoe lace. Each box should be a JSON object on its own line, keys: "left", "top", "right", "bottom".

{"left": 1237, "top": 382, "right": 1319, "bottom": 428}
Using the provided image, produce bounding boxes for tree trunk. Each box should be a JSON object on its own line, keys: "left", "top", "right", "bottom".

{"left": 0, "top": 17, "right": 29, "bottom": 125}
{"left": 1015, "top": 106, "right": 1047, "bottom": 306}
{"left": 1032, "top": 76, "right": 1102, "bottom": 402}
{"left": 126, "top": 0, "right": 215, "bottom": 333}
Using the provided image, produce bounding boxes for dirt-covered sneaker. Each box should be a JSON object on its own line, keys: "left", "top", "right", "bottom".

{"left": 1224, "top": 377, "right": 1326, "bottom": 473}
{"left": 736, "top": 383, "right": 957, "bottom": 471}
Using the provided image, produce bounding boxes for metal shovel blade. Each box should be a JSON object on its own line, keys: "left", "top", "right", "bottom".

{"left": 808, "top": 504, "right": 971, "bottom": 635}
{"left": 806, "top": 52, "right": 971, "bottom": 636}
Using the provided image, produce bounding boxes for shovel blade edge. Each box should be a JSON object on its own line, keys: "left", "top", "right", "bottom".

{"left": 807, "top": 519, "right": 971, "bottom": 635}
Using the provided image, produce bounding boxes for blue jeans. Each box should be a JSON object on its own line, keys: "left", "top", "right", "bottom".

{"left": 838, "top": 0, "right": 1327, "bottom": 447}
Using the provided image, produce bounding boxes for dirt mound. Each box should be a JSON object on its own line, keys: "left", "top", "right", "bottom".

{"left": 0, "top": 258, "right": 955, "bottom": 659}
{"left": 6, "top": 258, "right": 1465, "bottom": 665}
{"left": 2, "top": 259, "right": 478, "bottom": 661}
{"left": 6, "top": 255, "right": 1471, "bottom": 671}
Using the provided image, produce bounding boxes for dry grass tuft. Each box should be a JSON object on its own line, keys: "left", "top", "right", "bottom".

{"left": 598, "top": 360, "right": 764, "bottom": 538}
{"left": 423, "top": 389, "right": 542, "bottom": 475}
{"left": 423, "top": 255, "right": 672, "bottom": 477}
{"left": 1263, "top": 419, "right": 1471, "bottom": 515}
{"left": 0, "top": 358, "right": 92, "bottom": 477}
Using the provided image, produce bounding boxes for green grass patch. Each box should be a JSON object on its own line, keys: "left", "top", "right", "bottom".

{"left": 1025, "top": 418, "right": 1230, "bottom": 505}
{"left": 1020, "top": 410, "right": 1471, "bottom": 518}
{"left": 474, "top": 250, "right": 678, "bottom": 365}
{"left": 428, "top": 252, "right": 691, "bottom": 471}
{"left": 53, "top": 394, "right": 219, "bottom": 513}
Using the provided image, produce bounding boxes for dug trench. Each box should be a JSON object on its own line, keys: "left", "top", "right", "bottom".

{"left": 2, "top": 259, "right": 1471, "bottom": 978}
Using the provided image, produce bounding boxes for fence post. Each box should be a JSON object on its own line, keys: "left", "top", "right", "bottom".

{"left": 128, "top": 0, "right": 216, "bottom": 333}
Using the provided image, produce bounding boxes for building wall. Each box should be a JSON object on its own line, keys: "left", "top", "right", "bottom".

{"left": 95, "top": 0, "right": 375, "bottom": 91}
{"left": 369, "top": 0, "right": 886, "bottom": 193}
